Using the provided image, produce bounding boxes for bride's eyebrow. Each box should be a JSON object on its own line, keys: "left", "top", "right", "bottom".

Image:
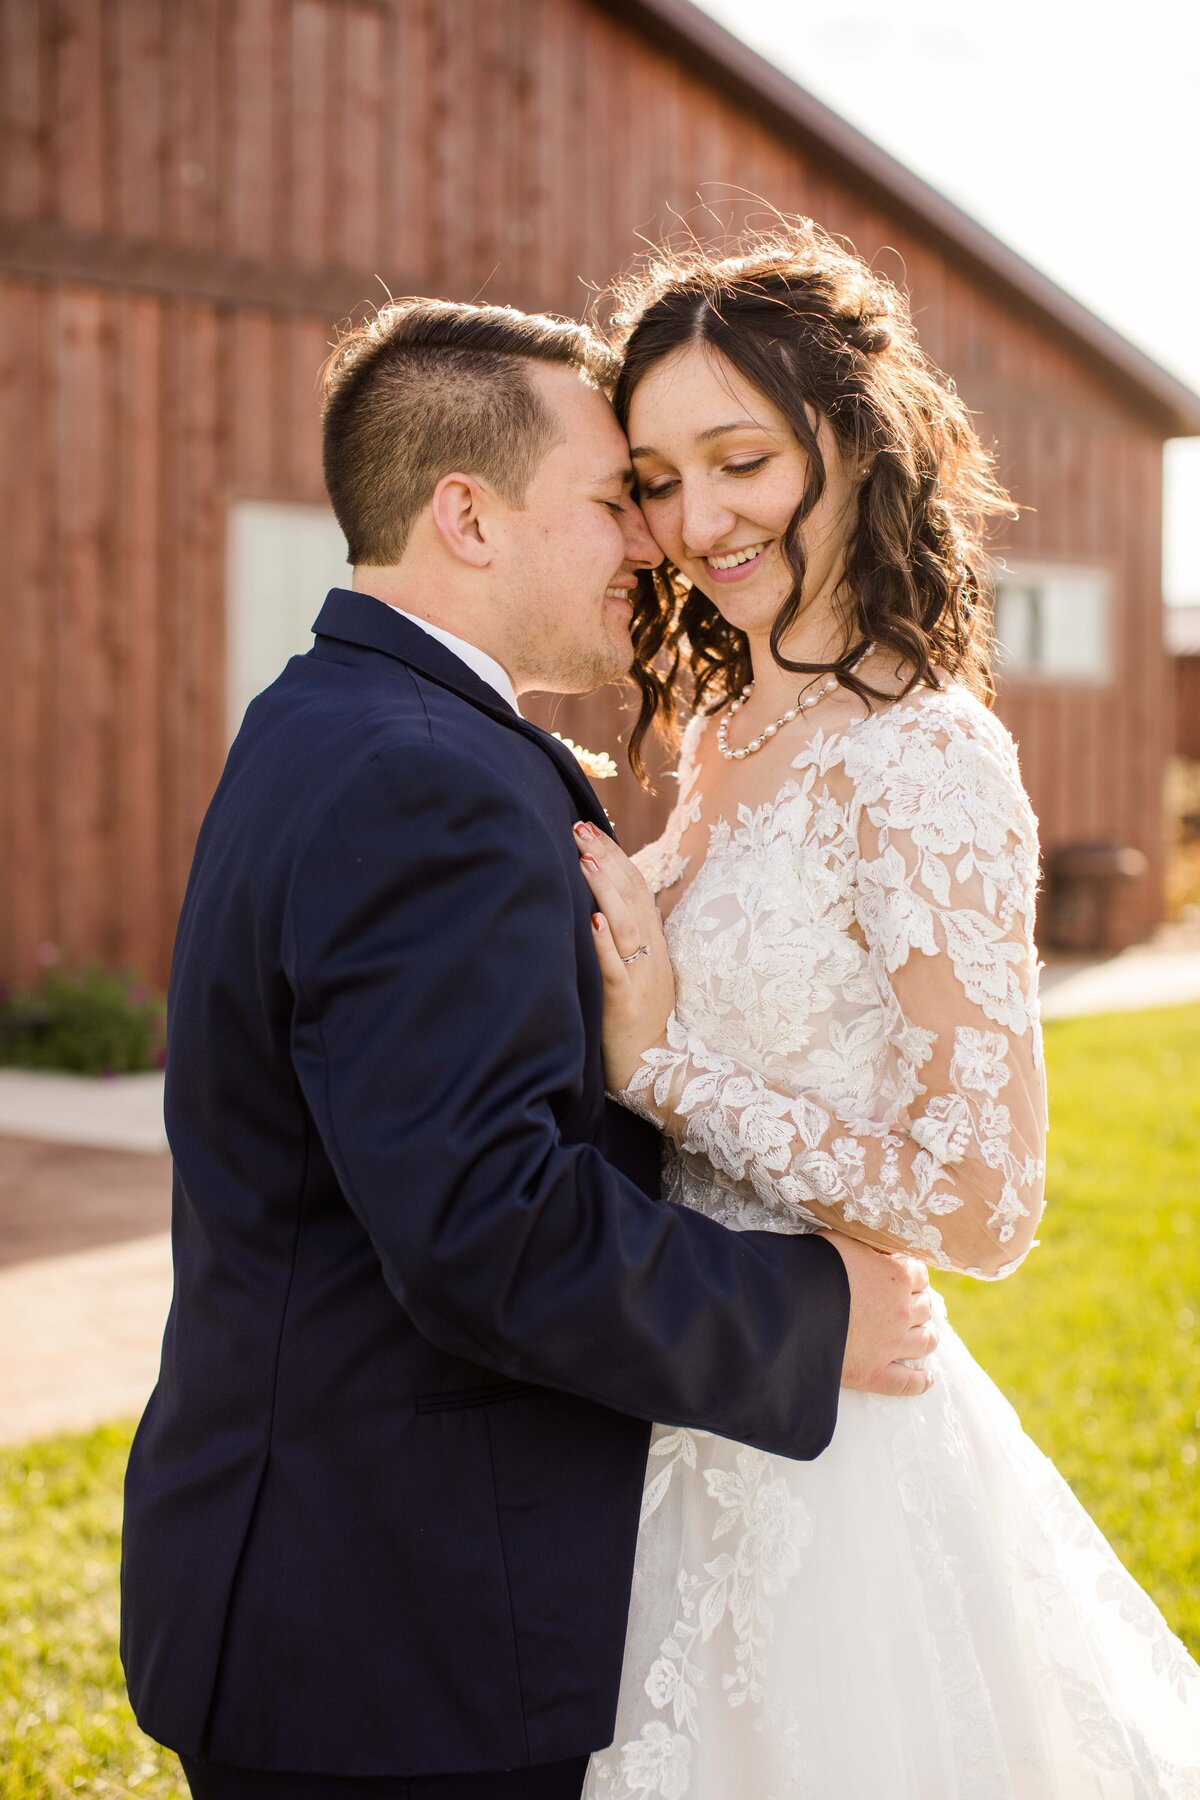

{"left": 630, "top": 420, "right": 780, "bottom": 459}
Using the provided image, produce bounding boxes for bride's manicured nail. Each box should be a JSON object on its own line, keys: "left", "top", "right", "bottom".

{"left": 592, "top": 913, "right": 605, "bottom": 932}
{"left": 582, "top": 855, "right": 599, "bottom": 870}
{"left": 574, "top": 821, "right": 595, "bottom": 839}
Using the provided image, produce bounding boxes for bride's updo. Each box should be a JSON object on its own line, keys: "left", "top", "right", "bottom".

{"left": 606, "top": 219, "right": 1016, "bottom": 782}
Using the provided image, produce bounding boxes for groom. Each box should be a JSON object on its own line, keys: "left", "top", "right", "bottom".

{"left": 121, "top": 298, "right": 937, "bottom": 1798}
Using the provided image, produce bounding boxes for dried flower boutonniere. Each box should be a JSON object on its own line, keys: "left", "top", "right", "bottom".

{"left": 551, "top": 733, "right": 618, "bottom": 782}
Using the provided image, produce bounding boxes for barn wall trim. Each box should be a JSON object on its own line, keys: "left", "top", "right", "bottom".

{"left": 0, "top": 221, "right": 416, "bottom": 323}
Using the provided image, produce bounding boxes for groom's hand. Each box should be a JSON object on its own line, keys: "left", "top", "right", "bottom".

{"left": 819, "top": 1231, "right": 939, "bottom": 1398}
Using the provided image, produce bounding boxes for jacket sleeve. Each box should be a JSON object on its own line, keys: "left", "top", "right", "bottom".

{"left": 619, "top": 712, "right": 1047, "bottom": 1280}
{"left": 283, "top": 739, "right": 850, "bottom": 1460}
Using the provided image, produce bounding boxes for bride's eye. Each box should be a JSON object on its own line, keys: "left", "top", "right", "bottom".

{"left": 726, "top": 457, "right": 769, "bottom": 477}
{"left": 640, "top": 477, "right": 678, "bottom": 501}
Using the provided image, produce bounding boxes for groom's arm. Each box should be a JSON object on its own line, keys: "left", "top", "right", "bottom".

{"left": 284, "top": 739, "right": 850, "bottom": 1461}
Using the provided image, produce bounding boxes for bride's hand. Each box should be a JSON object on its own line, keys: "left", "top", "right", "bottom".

{"left": 574, "top": 822, "right": 676, "bottom": 1093}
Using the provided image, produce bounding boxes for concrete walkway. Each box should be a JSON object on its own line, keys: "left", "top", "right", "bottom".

{"left": 1, "top": 942, "right": 1197, "bottom": 1449}
{"left": 0, "top": 1067, "right": 167, "bottom": 1154}
{"left": 1040, "top": 941, "right": 1200, "bottom": 1019}
{"left": 0, "top": 1136, "right": 172, "bottom": 1446}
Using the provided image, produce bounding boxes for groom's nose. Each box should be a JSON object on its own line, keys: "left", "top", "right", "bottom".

{"left": 621, "top": 497, "right": 660, "bottom": 569}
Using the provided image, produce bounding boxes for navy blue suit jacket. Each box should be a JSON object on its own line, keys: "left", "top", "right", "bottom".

{"left": 120, "top": 590, "right": 851, "bottom": 1777}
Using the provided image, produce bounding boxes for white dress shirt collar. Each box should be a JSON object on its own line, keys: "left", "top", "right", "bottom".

{"left": 389, "top": 608, "right": 520, "bottom": 714}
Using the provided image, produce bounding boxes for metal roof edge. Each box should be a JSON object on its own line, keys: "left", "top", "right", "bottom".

{"left": 602, "top": 0, "right": 1200, "bottom": 437}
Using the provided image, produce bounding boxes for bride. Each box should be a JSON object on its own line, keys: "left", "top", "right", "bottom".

{"left": 577, "top": 224, "right": 1200, "bottom": 1797}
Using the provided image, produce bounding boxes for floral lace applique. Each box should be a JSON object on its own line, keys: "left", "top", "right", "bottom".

{"left": 623, "top": 687, "right": 1047, "bottom": 1278}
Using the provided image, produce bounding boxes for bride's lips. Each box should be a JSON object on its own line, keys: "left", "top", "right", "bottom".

{"left": 700, "top": 542, "right": 770, "bottom": 584}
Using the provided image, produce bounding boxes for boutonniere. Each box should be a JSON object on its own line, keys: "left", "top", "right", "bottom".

{"left": 551, "top": 733, "right": 618, "bottom": 781}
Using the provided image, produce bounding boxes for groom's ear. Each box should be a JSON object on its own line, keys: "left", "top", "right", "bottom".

{"left": 429, "top": 472, "right": 494, "bottom": 569}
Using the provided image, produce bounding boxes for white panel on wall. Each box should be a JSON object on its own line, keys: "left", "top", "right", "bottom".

{"left": 993, "top": 562, "right": 1113, "bottom": 683}
{"left": 226, "top": 501, "right": 351, "bottom": 738}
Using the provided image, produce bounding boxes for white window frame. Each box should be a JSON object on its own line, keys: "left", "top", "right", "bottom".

{"left": 226, "top": 500, "right": 351, "bottom": 739}
{"left": 992, "top": 560, "right": 1114, "bottom": 685}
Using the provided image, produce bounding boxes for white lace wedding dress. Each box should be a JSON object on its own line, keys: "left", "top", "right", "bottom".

{"left": 584, "top": 684, "right": 1200, "bottom": 1800}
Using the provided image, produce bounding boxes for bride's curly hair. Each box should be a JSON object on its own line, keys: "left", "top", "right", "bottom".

{"left": 606, "top": 220, "right": 1017, "bottom": 784}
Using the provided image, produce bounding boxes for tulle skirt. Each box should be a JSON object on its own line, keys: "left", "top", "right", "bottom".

{"left": 584, "top": 1302, "right": 1200, "bottom": 1799}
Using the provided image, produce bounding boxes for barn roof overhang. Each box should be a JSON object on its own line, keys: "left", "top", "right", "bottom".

{"left": 606, "top": 0, "right": 1200, "bottom": 438}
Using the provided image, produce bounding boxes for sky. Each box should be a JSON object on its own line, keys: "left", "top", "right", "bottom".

{"left": 694, "top": 0, "right": 1200, "bottom": 603}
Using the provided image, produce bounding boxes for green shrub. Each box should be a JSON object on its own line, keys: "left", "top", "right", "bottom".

{"left": 0, "top": 965, "right": 166, "bottom": 1076}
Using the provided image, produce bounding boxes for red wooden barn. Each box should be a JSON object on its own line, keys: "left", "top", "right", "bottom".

{"left": 3, "top": 0, "right": 1199, "bottom": 986}
{"left": 1169, "top": 607, "right": 1200, "bottom": 764}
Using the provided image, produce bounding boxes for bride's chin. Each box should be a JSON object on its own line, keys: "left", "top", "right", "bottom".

{"left": 698, "top": 591, "right": 784, "bottom": 636}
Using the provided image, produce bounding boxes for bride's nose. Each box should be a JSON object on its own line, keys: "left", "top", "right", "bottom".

{"left": 680, "top": 480, "right": 738, "bottom": 559}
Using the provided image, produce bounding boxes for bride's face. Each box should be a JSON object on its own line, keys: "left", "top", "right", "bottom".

{"left": 626, "top": 343, "right": 861, "bottom": 640}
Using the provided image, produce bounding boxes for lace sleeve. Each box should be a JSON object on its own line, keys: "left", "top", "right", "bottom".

{"left": 622, "top": 705, "right": 1048, "bottom": 1280}
{"left": 631, "top": 713, "right": 706, "bottom": 896}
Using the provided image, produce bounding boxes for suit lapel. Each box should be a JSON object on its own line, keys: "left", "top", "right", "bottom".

{"left": 312, "top": 589, "right": 616, "bottom": 837}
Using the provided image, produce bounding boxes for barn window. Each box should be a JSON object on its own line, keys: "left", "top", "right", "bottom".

{"left": 226, "top": 501, "right": 351, "bottom": 736}
{"left": 992, "top": 563, "right": 1112, "bottom": 683}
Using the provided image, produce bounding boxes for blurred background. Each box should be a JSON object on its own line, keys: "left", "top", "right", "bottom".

{"left": 2, "top": 0, "right": 1200, "bottom": 989}
{"left": 0, "top": 3, "right": 1197, "bottom": 1792}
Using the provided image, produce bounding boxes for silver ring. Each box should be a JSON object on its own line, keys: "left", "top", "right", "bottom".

{"left": 620, "top": 944, "right": 650, "bottom": 966}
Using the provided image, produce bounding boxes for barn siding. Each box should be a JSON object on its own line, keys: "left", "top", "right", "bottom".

{"left": 0, "top": 0, "right": 1175, "bottom": 983}
{"left": 1176, "top": 658, "right": 1200, "bottom": 762}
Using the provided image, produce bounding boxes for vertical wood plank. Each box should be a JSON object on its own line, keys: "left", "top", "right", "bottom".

{"left": 111, "top": 0, "right": 167, "bottom": 241}
{"left": 1127, "top": 430, "right": 1166, "bottom": 932}
{"left": 337, "top": 5, "right": 386, "bottom": 272}
{"left": 1, "top": 0, "right": 50, "bottom": 222}
{"left": 111, "top": 291, "right": 163, "bottom": 973}
{"left": 287, "top": 0, "right": 331, "bottom": 269}
{"left": 225, "top": 0, "right": 278, "bottom": 258}
{"left": 0, "top": 280, "right": 56, "bottom": 980}
{"left": 51, "top": 287, "right": 111, "bottom": 964}
{"left": 576, "top": 3, "right": 611, "bottom": 307}
{"left": 228, "top": 308, "right": 279, "bottom": 497}
{"left": 158, "top": 301, "right": 223, "bottom": 976}
{"left": 52, "top": 0, "right": 107, "bottom": 233}
{"left": 162, "top": 0, "right": 221, "bottom": 248}
{"left": 284, "top": 313, "right": 332, "bottom": 502}
{"left": 385, "top": 0, "right": 433, "bottom": 285}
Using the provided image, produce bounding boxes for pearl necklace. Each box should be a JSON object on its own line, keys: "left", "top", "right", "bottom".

{"left": 716, "top": 644, "right": 875, "bottom": 761}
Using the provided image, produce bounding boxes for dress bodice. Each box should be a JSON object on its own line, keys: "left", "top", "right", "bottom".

{"left": 628, "top": 683, "right": 1047, "bottom": 1276}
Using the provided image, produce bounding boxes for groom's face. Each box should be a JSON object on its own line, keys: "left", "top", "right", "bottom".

{"left": 490, "top": 366, "right": 659, "bottom": 695}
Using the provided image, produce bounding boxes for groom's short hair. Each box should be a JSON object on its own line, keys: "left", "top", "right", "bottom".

{"left": 321, "top": 299, "right": 619, "bottom": 565}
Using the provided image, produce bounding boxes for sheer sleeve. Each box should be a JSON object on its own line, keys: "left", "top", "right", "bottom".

{"left": 621, "top": 704, "right": 1048, "bottom": 1280}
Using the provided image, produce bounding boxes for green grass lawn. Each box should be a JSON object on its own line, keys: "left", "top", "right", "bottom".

{"left": 940, "top": 1001, "right": 1200, "bottom": 1654}
{"left": 2, "top": 1004, "right": 1198, "bottom": 1797}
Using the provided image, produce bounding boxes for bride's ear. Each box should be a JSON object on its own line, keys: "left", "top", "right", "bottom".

{"left": 429, "top": 472, "right": 494, "bottom": 569}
